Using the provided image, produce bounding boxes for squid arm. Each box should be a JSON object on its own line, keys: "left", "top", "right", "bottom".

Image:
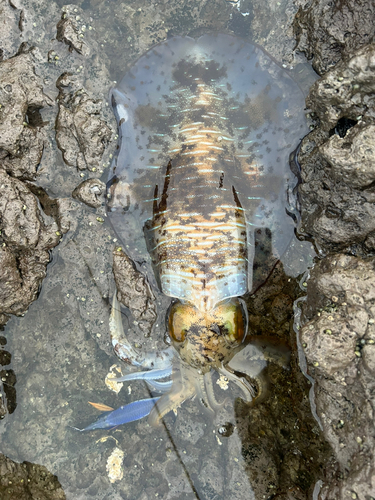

{"left": 72, "top": 397, "right": 160, "bottom": 431}
{"left": 110, "top": 292, "right": 174, "bottom": 369}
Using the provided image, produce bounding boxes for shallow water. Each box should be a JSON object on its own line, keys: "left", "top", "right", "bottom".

{"left": 0, "top": 1, "right": 329, "bottom": 499}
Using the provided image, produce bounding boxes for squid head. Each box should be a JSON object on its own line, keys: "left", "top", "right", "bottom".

{"left": 167, "top": 298, "right": 248, "bottom": 371}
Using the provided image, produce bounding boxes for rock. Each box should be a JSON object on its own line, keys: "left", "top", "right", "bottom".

{"left": 294, "top": 15, "right": 375, "bottom": 499}
{"left": 0, "top": 125, "right": 45, "bottom": 180}
{"left": 0, "top": 0, "right": 25, "bottom": 60}
{"left": 0, "top": 49, "right": 52, "bottom": 156}
{"left": 56, "top": 12, "right": 90, "bottom": 56}
{"left": 112, "top": 248, "right": 157, "bottom": 335}
{"left": 293, "top": 0, "right": 375, "bottom": 75}
{"left": 0, "top": 454, "right": 66, "bottom": 500}
{"left": 306, "top": 43, "right": 375, "bottom": 131}
{"left": 299, "top": 175, "right": 375, "bottom": 250}
{"left": 55, "top": 73, "right": 112, "bottom": 171}
{"left": 0, "top": 334, "right": 14, "bottom": 419}
{"left": 300, "top": 255, "right": 375, "bottom": 500}
{"left": 296, "top": 44, "right": 375, "bottom": 254}
{"left": 0, "top": 169, "right": 63, "bottom": 325}
{"left": 319, "top": 123, "right": 375, "bottom": 189}
{"left": 72, "top": 178, "right": 106, "bottom": 208}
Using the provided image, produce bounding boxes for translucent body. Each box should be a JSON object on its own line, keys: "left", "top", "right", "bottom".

{"left": 107, "top": 34, "right": 308, "bottom": 307}
{"left": 106, "top": 34, "right": 306, "bottom": 424}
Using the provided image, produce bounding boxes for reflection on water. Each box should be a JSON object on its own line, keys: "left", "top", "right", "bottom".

{"left": 0, "top": 0, "right": 332, "bottom": 499}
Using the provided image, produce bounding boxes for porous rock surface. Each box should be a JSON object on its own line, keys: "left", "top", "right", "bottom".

{"left": 306, "top": 43, "right": 375, "bottom": 130}
{"left": 55, "top": 72, "right": 111, "bottom": 172}
{"left": 0, "top": 454, "right": 66, "bottom": 500}
{"left": 0, "top": 169, "right": 62, "bottom": 323}
{"left": 293, "top": 0, "right": 375, "bottom": 75}
{"left": 112, "top": 248, "right": 157, "bottom": 336}
{"left": 295, "top": 11, "right": 375, "bottom": 498}
{"left": 0, "top": 48, "right": 52, "bottom": 179}
{"left": 56, "top": 12, "right": 90, "bottom": 57}
{"left": 0, "top": 47, "right": 67, "bottom": 329}
{"left": 297, "top": 43, "right": 375, "bottom": 254}
{"left": 0, "top": 4, "right": 114, "bottom": 330}
{"left": 300, "top": 255, "right": 375, "bottom": 500}
{"left": 72, "top": 178, "right": 106, "bottom": 208}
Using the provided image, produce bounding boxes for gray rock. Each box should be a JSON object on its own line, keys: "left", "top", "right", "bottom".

{"left": 0, "top": 169, "right": 63, "bottom": 324}
{"left": 300, "top": 255, "right": 375, "bottom": 500}
{"left": 306, "top": 43, "right": 375, "bottom": 130}
{"left": 72, "top": 178, "right": 106, "bottom": 208}
{"left": 319, "top": 123, "right": 375, "bottom": 189}
{"left": 0, "top": 0, "right": 23, "bottom": 60}
{"left": 294, "top": 14, "right": 375, "bottom": 499}
{"left": 55, "top": 73, "right": 112, "bottom": 171}
{"left": 113, "top": 248, "right": 157, "bottom": 336}
{"left": 56, "top": 12, "right": 90, "bottom": 56}
{"left": 0, "top": 454, "right": 66, "bottom": 500}
{"left": 0, "top": 336, "right": 15, "bottom": 420}
{"left": 293, "top": 0, "right": 375, "bottom": 75}
{"left": 0, "top": 125, "right": 45, "bottom": 180}
{"left": 0, "top": 49, "right": 52, "bottom": 156}
{"left": 297, "top": 44, "right": 375, "bottom": 253}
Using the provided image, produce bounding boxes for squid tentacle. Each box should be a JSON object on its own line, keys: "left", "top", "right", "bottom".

{"left": 195, "top": 372, "right": 214, "bottom": 413}
{"left": 148, "top": 366, "right": 197, "bottom": 427}
{"left": 203, "top": 371, "right": 227, "bottom": 411}
{"left": 219, "top": 365, "right": 257, "bottom": 402}
{"left": 146, "top": 379, "right": 173, "bottom": 393}
{"left": 73, "top": 397, "right": 160, "bottom": 431}
{"left": 112, "top": 367, "right": 172, "bottom": 383}
{"left": 148, "top": 381, "right": 196, "bottom": 427}
{"left": 110, "top": 292, "right": 174, "bottom": 369}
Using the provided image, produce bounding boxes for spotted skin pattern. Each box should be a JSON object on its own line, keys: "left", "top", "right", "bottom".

{"left": 105, "top": 34, "right": 307, "bottom": 425}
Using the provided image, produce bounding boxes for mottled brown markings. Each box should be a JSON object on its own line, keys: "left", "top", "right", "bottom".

{"left": 172, "top": 59, "right": 227, "bottom": 89}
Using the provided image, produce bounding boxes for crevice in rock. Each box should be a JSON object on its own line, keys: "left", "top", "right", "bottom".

{"left": 329, "top": 117, "right": 358, "bottom": 138}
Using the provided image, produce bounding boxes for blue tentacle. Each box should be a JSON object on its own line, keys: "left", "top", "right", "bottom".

{"left": 146, "top": 379, "right": 173, "bottom": 393}
{"left": 74, "top": 397, "right": 160, "bottom": 431}
{"left": 112, "top": 367, "right": 172, "bottom": 383}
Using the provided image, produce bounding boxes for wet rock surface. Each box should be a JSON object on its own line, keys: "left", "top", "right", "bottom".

{"left": 72, "top": 178, "right": 105, "bottom": 208}
{"left": 56, "top": 12, "right": 90, "bottom": 57}
{"left": 0, "top": 48, "right": 52, "bottom": 180}
{"left": 297, "top": 43, "right": 375, "bottom": 254}
{"left": 113, "top": 248, "right": 157, "bottom": 337}
{"left": 306, "top": 43, "right": 375, "bottom": 130}
{"left": 55, "top": 73, "right": 111, "bottom": 172}
{"left": 0, "top": 335, "right": 16, "bottom": 419}
{"left": 0, "top": 168, "right": 63, "bottom": 326}
{"left": 294, "top": 4, "right": 375, "bottom": 499}
{"left": 293, "top": 0, "right": 375, "bottom": 75}
{"left": 300, "top": 255, "right": 375, "bottom": 500}
{"left": 0, "top": 454, "right": 66, "bottom": 500}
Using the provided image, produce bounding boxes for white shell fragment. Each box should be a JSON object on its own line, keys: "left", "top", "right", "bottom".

{"left": 216, "top": 375, "right": 229, "bottom": 391}
{"left": 106, "top": 447, "right": 125, "bottom": 483}
{"left": 105, "top": 364, "right": 123, "bottom": 394}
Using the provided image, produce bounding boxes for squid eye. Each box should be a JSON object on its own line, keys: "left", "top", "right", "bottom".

{"left": 168, "top": 303, "right": 187, "bottom": 343}
{"left": 231, "top": 301, "right": 246, "bottom": 342}
{"left": 217, "top": 299, "right": 247, "bottom": 344}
